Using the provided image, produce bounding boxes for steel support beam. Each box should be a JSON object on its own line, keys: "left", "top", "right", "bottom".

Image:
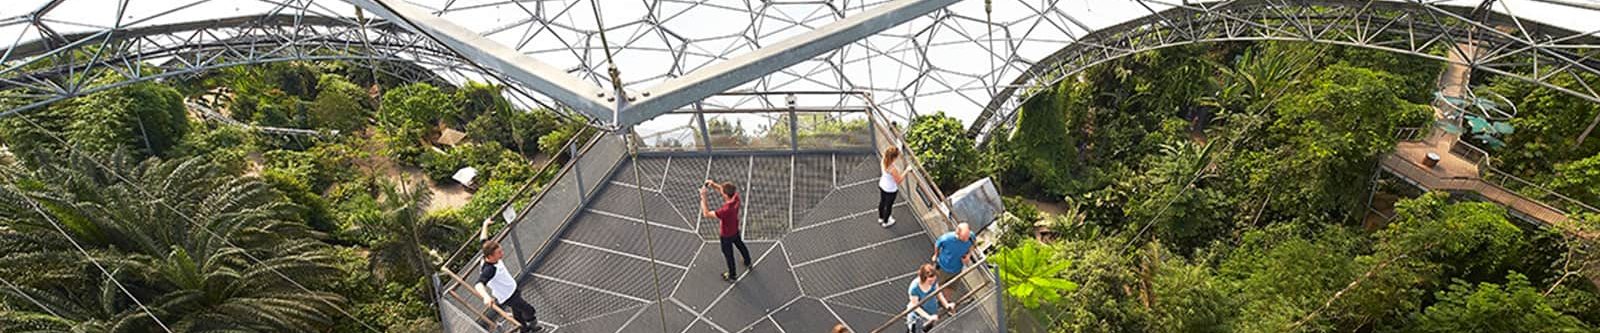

{"left": 618, "top": 0, "right": 959, "bottom": 126}
{"left": 348, "top": 0, "right": 615, "bottom": 124}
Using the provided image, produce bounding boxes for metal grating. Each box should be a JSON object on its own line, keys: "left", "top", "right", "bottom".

{"left": 493, "top": 150, "right": 961, "bottom": 332}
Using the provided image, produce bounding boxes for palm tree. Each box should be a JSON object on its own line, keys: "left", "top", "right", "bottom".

{"left": 346, "top": 179, "right": 462, "bottom": 285}
{"left": 0, "top": 152, "right": 343, "bottom": 332}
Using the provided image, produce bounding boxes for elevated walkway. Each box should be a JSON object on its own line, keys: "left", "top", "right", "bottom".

{"left": 1378, "top": 43, "right": 1597, "bottom": 236}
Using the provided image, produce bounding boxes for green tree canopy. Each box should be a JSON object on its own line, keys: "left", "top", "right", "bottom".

{"left": 0, "top": 152, "right": 343, "bottom": 332}
{"left": 905, "top": 112, "right": 980, "bottom": 189}
{"left": 0, "top": 80, "right": 189, "bottom": 161}
{"left": 310, "top": 74, "right": 371, "bottom": 131}
{"left": 1405, "top": 272, "right": 1590, "bottom": 333}
{"left": 379, "top": 83, "right": 459, "bottom": 131}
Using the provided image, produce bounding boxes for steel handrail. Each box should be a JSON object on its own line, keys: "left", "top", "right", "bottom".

{"left": 1448, "top": 140, "right": 1600, "bottom": 215}
{"left": 439, "top": 126, "right": 596, "bottom": 269}
{"left": 440, "top": 267, "right": 520, "bottom": 332}
{"left": 433, "top": 128, "right": 603, "bottom": 333}
{"left": 861, "top": 95, "right": 961, "bottom": 229}
{"left": 1481, "top": 167, "right": 1600, "bottom": 214}
{"left": 437, "top": 129, "right": 601, "bottom": 296}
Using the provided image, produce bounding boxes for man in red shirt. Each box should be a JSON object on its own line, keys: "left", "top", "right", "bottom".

{"left": 700, "top": 179, "right": 752, "bottom": 282}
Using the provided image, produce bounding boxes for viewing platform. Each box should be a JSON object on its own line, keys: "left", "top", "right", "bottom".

{"left": 432, "top": 92, "right": 1003, "bottom": 333}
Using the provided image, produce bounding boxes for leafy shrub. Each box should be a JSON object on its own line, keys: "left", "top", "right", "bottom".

{"left": 539, "top": 121, "right": 587, "bottom": 154}
{"left": 905, "top": 112, "right": 980, "bottom": 190}
{"left": 310, "top": 74, "right": 371, "bottom": 131}
{"left": 379, "top": 83, "right": 459, "bottom": 130}
{"left": 419, "top": 142, "right": 533, "bottom": 184}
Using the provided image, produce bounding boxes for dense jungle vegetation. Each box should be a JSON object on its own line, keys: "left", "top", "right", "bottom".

{"left": 908, "top": 41, "right": 1600, "bottom": 332}
{"left": 0, "top": 61, "right": 588, "bottom": 332}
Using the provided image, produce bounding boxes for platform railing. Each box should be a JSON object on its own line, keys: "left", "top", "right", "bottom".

{"left": 863, "top": 96, "right": 1005, "bottom": 333}
{"left": 438, "top": 126, "right": 595, "bottom": 270}
{"left": 632, "top": 91, "right": 877, "bottom": 153}
{"left": 434, "top": 131, "right": 628, "bottom": 333}
{"left": 1392, "top": 130, "right": 1599, "bottom": 224}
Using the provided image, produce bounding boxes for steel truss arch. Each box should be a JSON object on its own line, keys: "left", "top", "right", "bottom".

{"left": 971, "top": 0, "right": 1600, "bottom": 140}
{"left": 0, "top": 13, "right": 529, "bottom": 117}
{"left": 0, "top": 0, "right": 1595, "bottom": 139}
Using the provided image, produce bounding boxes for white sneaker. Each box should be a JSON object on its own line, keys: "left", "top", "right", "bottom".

{"left": 881, "top": 217, "right": 896, "bottom": 228}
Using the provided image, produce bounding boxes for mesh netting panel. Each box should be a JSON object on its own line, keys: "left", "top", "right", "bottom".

{"left": 825, "top": 299, "right": 892, "bottom": 333}
{"left": 700, "top": 156, "right": 748, "bottom": 239}
{"left": 836, "top": 154, "right": 881, "bottom": 187}
{"left": 556, "top": 212, "right": 700, "bottom": 266}
{"left": 792, "top": 154, "right": 836, "bottom": 219}
{"left": 630, "top": 157, "right": 671, "bottom": 191}
{"left": 439, "top": 296, "right": 489, "bottom": 333}
{"left": 771, "top": 297, "right": 839, "bottom": 333}
{"left": 743, "top": 156, "right": 791, "bottom": 240}
{"left": 577, "top": 135, "right": 627, "bottom": 198}
{"left": 658, "top": 155, "right": 711, "bottom": 236}
{"left": 519, "top": 273, "right": 647, "bottom": 325}
{"left": 545, "top": 303, "right": 642, "bottom": 333}
{"left": 785, "top": 201, "right": 921, "bottom": 265}
{"left": 932, "top": 287, "right": 1003, "bottom": 333}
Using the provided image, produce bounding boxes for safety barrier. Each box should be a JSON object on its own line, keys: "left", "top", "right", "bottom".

{"left": 433, "top": 131, "right": 628, "bottom": 333}
{"left": 864, "top": 97, "right": 1005, "bottom": 333}
{"left": 430, "top": 91, "right": 1003, "bottom": 332}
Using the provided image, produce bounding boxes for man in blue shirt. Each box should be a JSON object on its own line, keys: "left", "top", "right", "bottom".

{"left": 930, "top": 223, "right": 974, "bottom": 280}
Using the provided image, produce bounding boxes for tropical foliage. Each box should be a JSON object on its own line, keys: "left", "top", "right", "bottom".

{"left": 947, "top": 41, "right": 1600, "bottom": 332}
{"left": 0, "top": 154, "right": 342, "bottom": 332}
{"left": 0, "top": 61, "right": 574, "bottom": 332}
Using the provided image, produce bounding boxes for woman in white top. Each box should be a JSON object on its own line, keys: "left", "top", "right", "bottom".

{"left": 878, "top": 146, "right": 906, "bottom": 228}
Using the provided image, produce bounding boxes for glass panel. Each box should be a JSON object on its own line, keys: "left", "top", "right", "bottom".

{"left": 635, "top": 113, "right": 704, "bottom": 152}
{"left": 796, "top": 110, "right": 872, "bottom": 149}
{"left": 705, "top": 111, "right": 791, "bottom": 151}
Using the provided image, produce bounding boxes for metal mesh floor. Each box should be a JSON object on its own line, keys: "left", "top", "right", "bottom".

{"left": 516, "top": 152, "right": 935, "bottom": 333}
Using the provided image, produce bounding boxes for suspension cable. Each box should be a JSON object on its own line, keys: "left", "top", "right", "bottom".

{"left": 625, "top": 133, "right": 671, "bottom": 333}
{"left": 588, "top": 0, "right": 624, "bottom": 92}
{"left": 13, "top": 115, "right": 385, "bottom": 333}
{"left": 10, "top": 187, "right": 174, "bottom": 333}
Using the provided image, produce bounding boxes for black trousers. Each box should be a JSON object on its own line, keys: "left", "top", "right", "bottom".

{"left": 500, "top": 295, "right": 538, "bottom": 332}
{"left": 720, "top": 234, "right": 752, "bottom": 275}
{"left": 879, "top": 189, "right": 898, "bottom": 221}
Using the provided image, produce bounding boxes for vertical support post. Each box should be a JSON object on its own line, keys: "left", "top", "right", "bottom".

{"left": 867, "top": 107, "right": 880, "bottom": 151}
{"left": 429, "top": 273, "right": 444, "bottom": 306}
{"left": 788, "top": 94, "right": 800, "bottom": 152}
{"left": 695, "top": 102, "right": 713, "bottom": 153}
{"left": 570, "top": 141, "right": 585, "bottom": 199}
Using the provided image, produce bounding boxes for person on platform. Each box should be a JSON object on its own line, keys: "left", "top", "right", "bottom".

{"left": 877, "top": 147, "right": 907, "bottom": 228}
{"left": 477, "top": 219, "right": 541, "bottom": 333}
{"left": 701, "top": 179, "right": 752, "bottom": 282}
{"left": 930, "top": 223, "right": 974, "bottom": 286}
{"left": 906, "top": 263, "right": 954, "bottom": 332}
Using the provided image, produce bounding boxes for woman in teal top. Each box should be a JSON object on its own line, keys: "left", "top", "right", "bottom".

{"left": 906, "top": 263, "right": 953, "bottom": 332}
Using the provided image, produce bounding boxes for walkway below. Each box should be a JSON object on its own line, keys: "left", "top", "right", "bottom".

{"left": 1379, "top": 42, "right": 1591, "bottom": 236}
{"left": 1379, "top": 151, "right": 1568, "bottom": 225}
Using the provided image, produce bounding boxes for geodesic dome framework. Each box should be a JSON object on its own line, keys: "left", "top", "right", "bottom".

{"left": 2, "top": 0, "right": 1597, "bottom": 136}
{"left": 3, "top": 1, "right": 1598, "bottom": 332}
